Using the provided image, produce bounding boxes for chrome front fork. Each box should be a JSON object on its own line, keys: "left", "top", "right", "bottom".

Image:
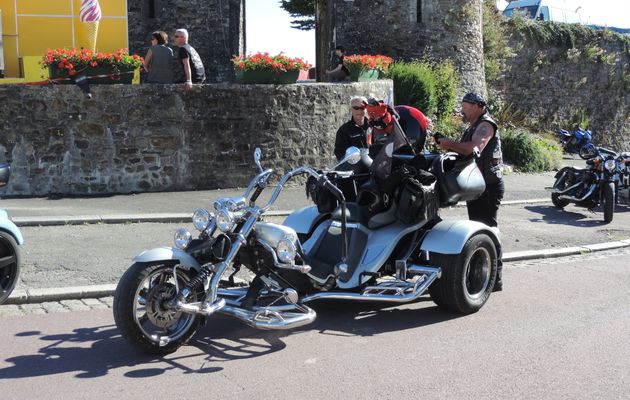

{"left": 207, "top": 213, "right": 259, "bottom": 303}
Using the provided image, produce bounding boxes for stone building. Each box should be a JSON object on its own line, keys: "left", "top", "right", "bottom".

{"left": 324, "top": 0, "right": 487, "bottom": 95}
{"left": 127, "top": 0, "right": 246, "bottom": 83}
{"left": 127, "top": 0, "right": 485, "bottom": 92}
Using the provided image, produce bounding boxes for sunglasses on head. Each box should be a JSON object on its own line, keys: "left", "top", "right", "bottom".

{"left": 352, "top": 106, "right": 365, "bottom": 111}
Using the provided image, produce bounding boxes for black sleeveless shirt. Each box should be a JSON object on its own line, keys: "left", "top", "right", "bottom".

{"left": 179, "top": 44, "right": 206, "bottom": 83}
{"left": 460, "top": 113, "right": 503, "bottom": 184}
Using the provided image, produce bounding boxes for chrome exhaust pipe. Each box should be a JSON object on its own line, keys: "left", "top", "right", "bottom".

{"left": 552, "top": 180, "right": 584, "bottom": 195}
{"left": 558, "top": 183, "right": 598, "bottom": 202}
{"left": 218, "top": 304, "right": 317, "bottom": 330}
{"left": 176, "top": 298, "right": 226, "bottom": 316}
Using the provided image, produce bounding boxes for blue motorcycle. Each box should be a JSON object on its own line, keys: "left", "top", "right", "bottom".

{"left": 559, "top": 128, "right": 594, "bottom": 159}
{"left": 0, "top": 164, "right": 23, "bottom": 304}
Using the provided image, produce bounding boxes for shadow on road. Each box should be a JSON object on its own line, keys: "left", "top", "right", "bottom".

{"left": 525, "top": 205, "right": 608, "bottom": 227}
{"left": 0, "top": 299, "right": 461, "bottom": 379}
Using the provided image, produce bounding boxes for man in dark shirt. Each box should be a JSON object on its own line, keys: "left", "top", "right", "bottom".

{"left": 326, "top": 46, "right": 350, "bottom": 82}
{"left": 174, "top": 29, "right": 206, "bottom": 91}
{"left": 334, "top": 96, "right": 370, "bottom": 161}
{"left": 436, "top": 92, "right": 504, "bottom": 291}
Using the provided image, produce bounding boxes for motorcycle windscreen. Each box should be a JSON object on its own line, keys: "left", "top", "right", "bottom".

{"left": 370, "top": 121, "right": 410, "bottom": 181}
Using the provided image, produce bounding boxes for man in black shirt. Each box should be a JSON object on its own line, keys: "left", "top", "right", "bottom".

{"left": 334, "top": 96, "right": 370, "bottom": 161}
{"left": 326, "top": 46, "right": 350, "bottom": 82}
{"left": 174, "top": 29, "right": 206, "bottom": 91}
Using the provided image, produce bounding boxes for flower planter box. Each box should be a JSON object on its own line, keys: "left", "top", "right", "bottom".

{"left": 349, "top": 68, "right": 380, "bottom": 82}
{"left": 235, "top": 69, "right": 300, "bottom": 84}
{"left": 49, "top": 65, "right": 135, "bottom": 84}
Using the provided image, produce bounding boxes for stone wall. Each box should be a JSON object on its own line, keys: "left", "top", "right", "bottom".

{"left": 332, "top": 0, "right": 486, "bottom": 95}
{"left": 0, "top": 81, "right": 391, "bottom": 196}
{"left": 127, "top": 0, "right": 245, "bottom": 83}
{"left": 495, "top": 21, "right": 630, "bottom": 147}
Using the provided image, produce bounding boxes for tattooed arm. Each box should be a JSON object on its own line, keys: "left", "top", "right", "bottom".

{"left": 437, "top": 122, "right": 494, "bottom": 155}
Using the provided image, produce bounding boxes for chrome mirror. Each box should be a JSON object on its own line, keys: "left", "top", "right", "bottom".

{"left": 344, "top": 147, "right": 362, "bottom": 165}
{"left": 332, "top": 146, "right": 362, "bottom": 170}
{"left": 254, "top": 148, "right": 263, "bottom": 172}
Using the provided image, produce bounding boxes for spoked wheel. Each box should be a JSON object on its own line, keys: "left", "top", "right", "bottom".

{"left": 0, "top": 231, "right": 20, "bottom": 304}
{"left": 113, "top": 263, "right": 202, "bottom": 355}
{"left": 429, "top": 233, "right": 497, "bottom": 314}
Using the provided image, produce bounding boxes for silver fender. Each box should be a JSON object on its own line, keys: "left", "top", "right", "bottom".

{"left": 133, "top": 247, "right": 201, "bottom": 271}
{"left": 283, "top": 206, "right": 326, "bottom": 235}
{"left": 420, "top": 220, "right": 501, "bottom": 255}
{"left": 0, "top": 210, "right": 24, "bottom": 245}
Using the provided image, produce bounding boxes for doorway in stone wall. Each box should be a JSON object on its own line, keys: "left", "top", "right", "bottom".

{"left": 245, "top": 0, "right": 316, "bottom": 80}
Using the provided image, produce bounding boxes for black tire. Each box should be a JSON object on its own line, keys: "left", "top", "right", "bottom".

{"left": 551, "top": 193, "right": 569, "bottom": 209}
{"left": 113, "top": 262, "right": 202, "bottom": 355}
{"left": 429, "top": 233, "right": 497, "bottom": 314}
{"left": 0, "top": 231, "right": 20, "bottom": 305}
{"left": 603, "top": 182, "right": 615, "bottom": 223}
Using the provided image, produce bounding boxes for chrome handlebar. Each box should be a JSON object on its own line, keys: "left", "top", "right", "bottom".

{"left": 259, "top": 166, "right": 322, "bottom": 211}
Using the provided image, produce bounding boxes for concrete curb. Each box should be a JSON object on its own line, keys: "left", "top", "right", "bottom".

{"left": 12, "top": 200, "right": 552, "bottom": 227}
{"left": 5, "top": 239, "right": 630, "bottom": 305}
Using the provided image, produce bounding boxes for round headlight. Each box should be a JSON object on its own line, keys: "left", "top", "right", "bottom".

{"left": 192, "top": 208, "right": 211, "bottom": 231}
{"left": 216, "top": 210, "right": 235, "bottom": 233}
{"left": 604, "top": 159, "right": 616, "bottom": 172}
{"left": 174, "top": 228, "right": 192, "bottom": 250}
{"left": 277, "top": 238, "right": 297, "bottom": 264}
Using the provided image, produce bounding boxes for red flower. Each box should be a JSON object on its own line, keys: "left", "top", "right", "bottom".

{"left": 90, "top": 61, "right": 98, "bottom": 67}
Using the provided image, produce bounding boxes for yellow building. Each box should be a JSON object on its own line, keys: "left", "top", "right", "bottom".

{"left": 0, "top": 0, "right": 128, "bottom": 80}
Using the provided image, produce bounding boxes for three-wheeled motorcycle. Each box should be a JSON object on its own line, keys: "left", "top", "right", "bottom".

{"left": 0, "top": 164, "right": 24, "bottom": 304}
{"left": 114, "top": 145, "right": 501, "bottom": 355}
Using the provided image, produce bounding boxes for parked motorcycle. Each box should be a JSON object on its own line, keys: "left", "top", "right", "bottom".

{"left": 558, "top": 128, "right": 593, "bottom": 159}
{"left": 0, "top": 164, "right": 24, "bottom": 304}
{"left": 551, "top": 146, "right": 618, "bottom": 222}
{"left": 614, "top": 151, "right": 630, "bottom": 206}
{"left": 114, "top": 147, "right": 501, "bottom": 355}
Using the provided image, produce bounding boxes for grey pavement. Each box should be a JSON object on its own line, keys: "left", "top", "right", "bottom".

{"left": 0, "top": 249, "right": 628, "bottom": 399}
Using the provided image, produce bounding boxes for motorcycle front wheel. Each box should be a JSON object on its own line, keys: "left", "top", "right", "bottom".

{"left": 603, "top": 182, "right": 615, "bottom": 223}
{"left": 113, "top": 262, "right": 202, "bottom": 355}
{"left": 0, "top": 231, "right": 20, "bottom": 304}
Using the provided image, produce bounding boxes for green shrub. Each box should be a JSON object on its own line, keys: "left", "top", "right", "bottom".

{"left": 432, "top": 60, "right": 459, "bottom": 121}
{"left": 501, "top": 128, "right": 562, "bottom": 172}
{"left": 387, "top": 60, "right": 459, "bottom": 122}
{"left": 387, "top": 61, "right": 437, "bottom": 115}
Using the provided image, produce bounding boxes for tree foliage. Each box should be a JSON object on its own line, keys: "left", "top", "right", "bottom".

{"left": 279, "top": 0, "right": 316, "bottom": 31}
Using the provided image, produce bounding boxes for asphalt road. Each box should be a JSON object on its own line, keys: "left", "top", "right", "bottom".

{"left": 1, "top": 250, "right": 628, "bottom": 399}
{"left": 15, "top": 200, "right": 630, "bottom": 290}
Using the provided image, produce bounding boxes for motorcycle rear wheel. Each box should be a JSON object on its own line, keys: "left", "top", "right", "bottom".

{"left": 113, "top": 262, "right": 202, "bottom": 355}
{"left": 0, "top": 231, "right": 20, "bottom": 304}
{"left": 429, "top": 233, "right": 497, "bottom": 314}
{"left": 551, "top": 193, "right": 569, "bottom": 209}
{"left": 603, "top": 182, "right": 615, "bottom": 223}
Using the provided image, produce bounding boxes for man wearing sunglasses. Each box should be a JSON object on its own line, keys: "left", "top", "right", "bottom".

{"left": 173, "top": 29, "right": 205, "bottom": 91}
{"left": 333, "top": 96, "right": 371, "bottom": 161}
